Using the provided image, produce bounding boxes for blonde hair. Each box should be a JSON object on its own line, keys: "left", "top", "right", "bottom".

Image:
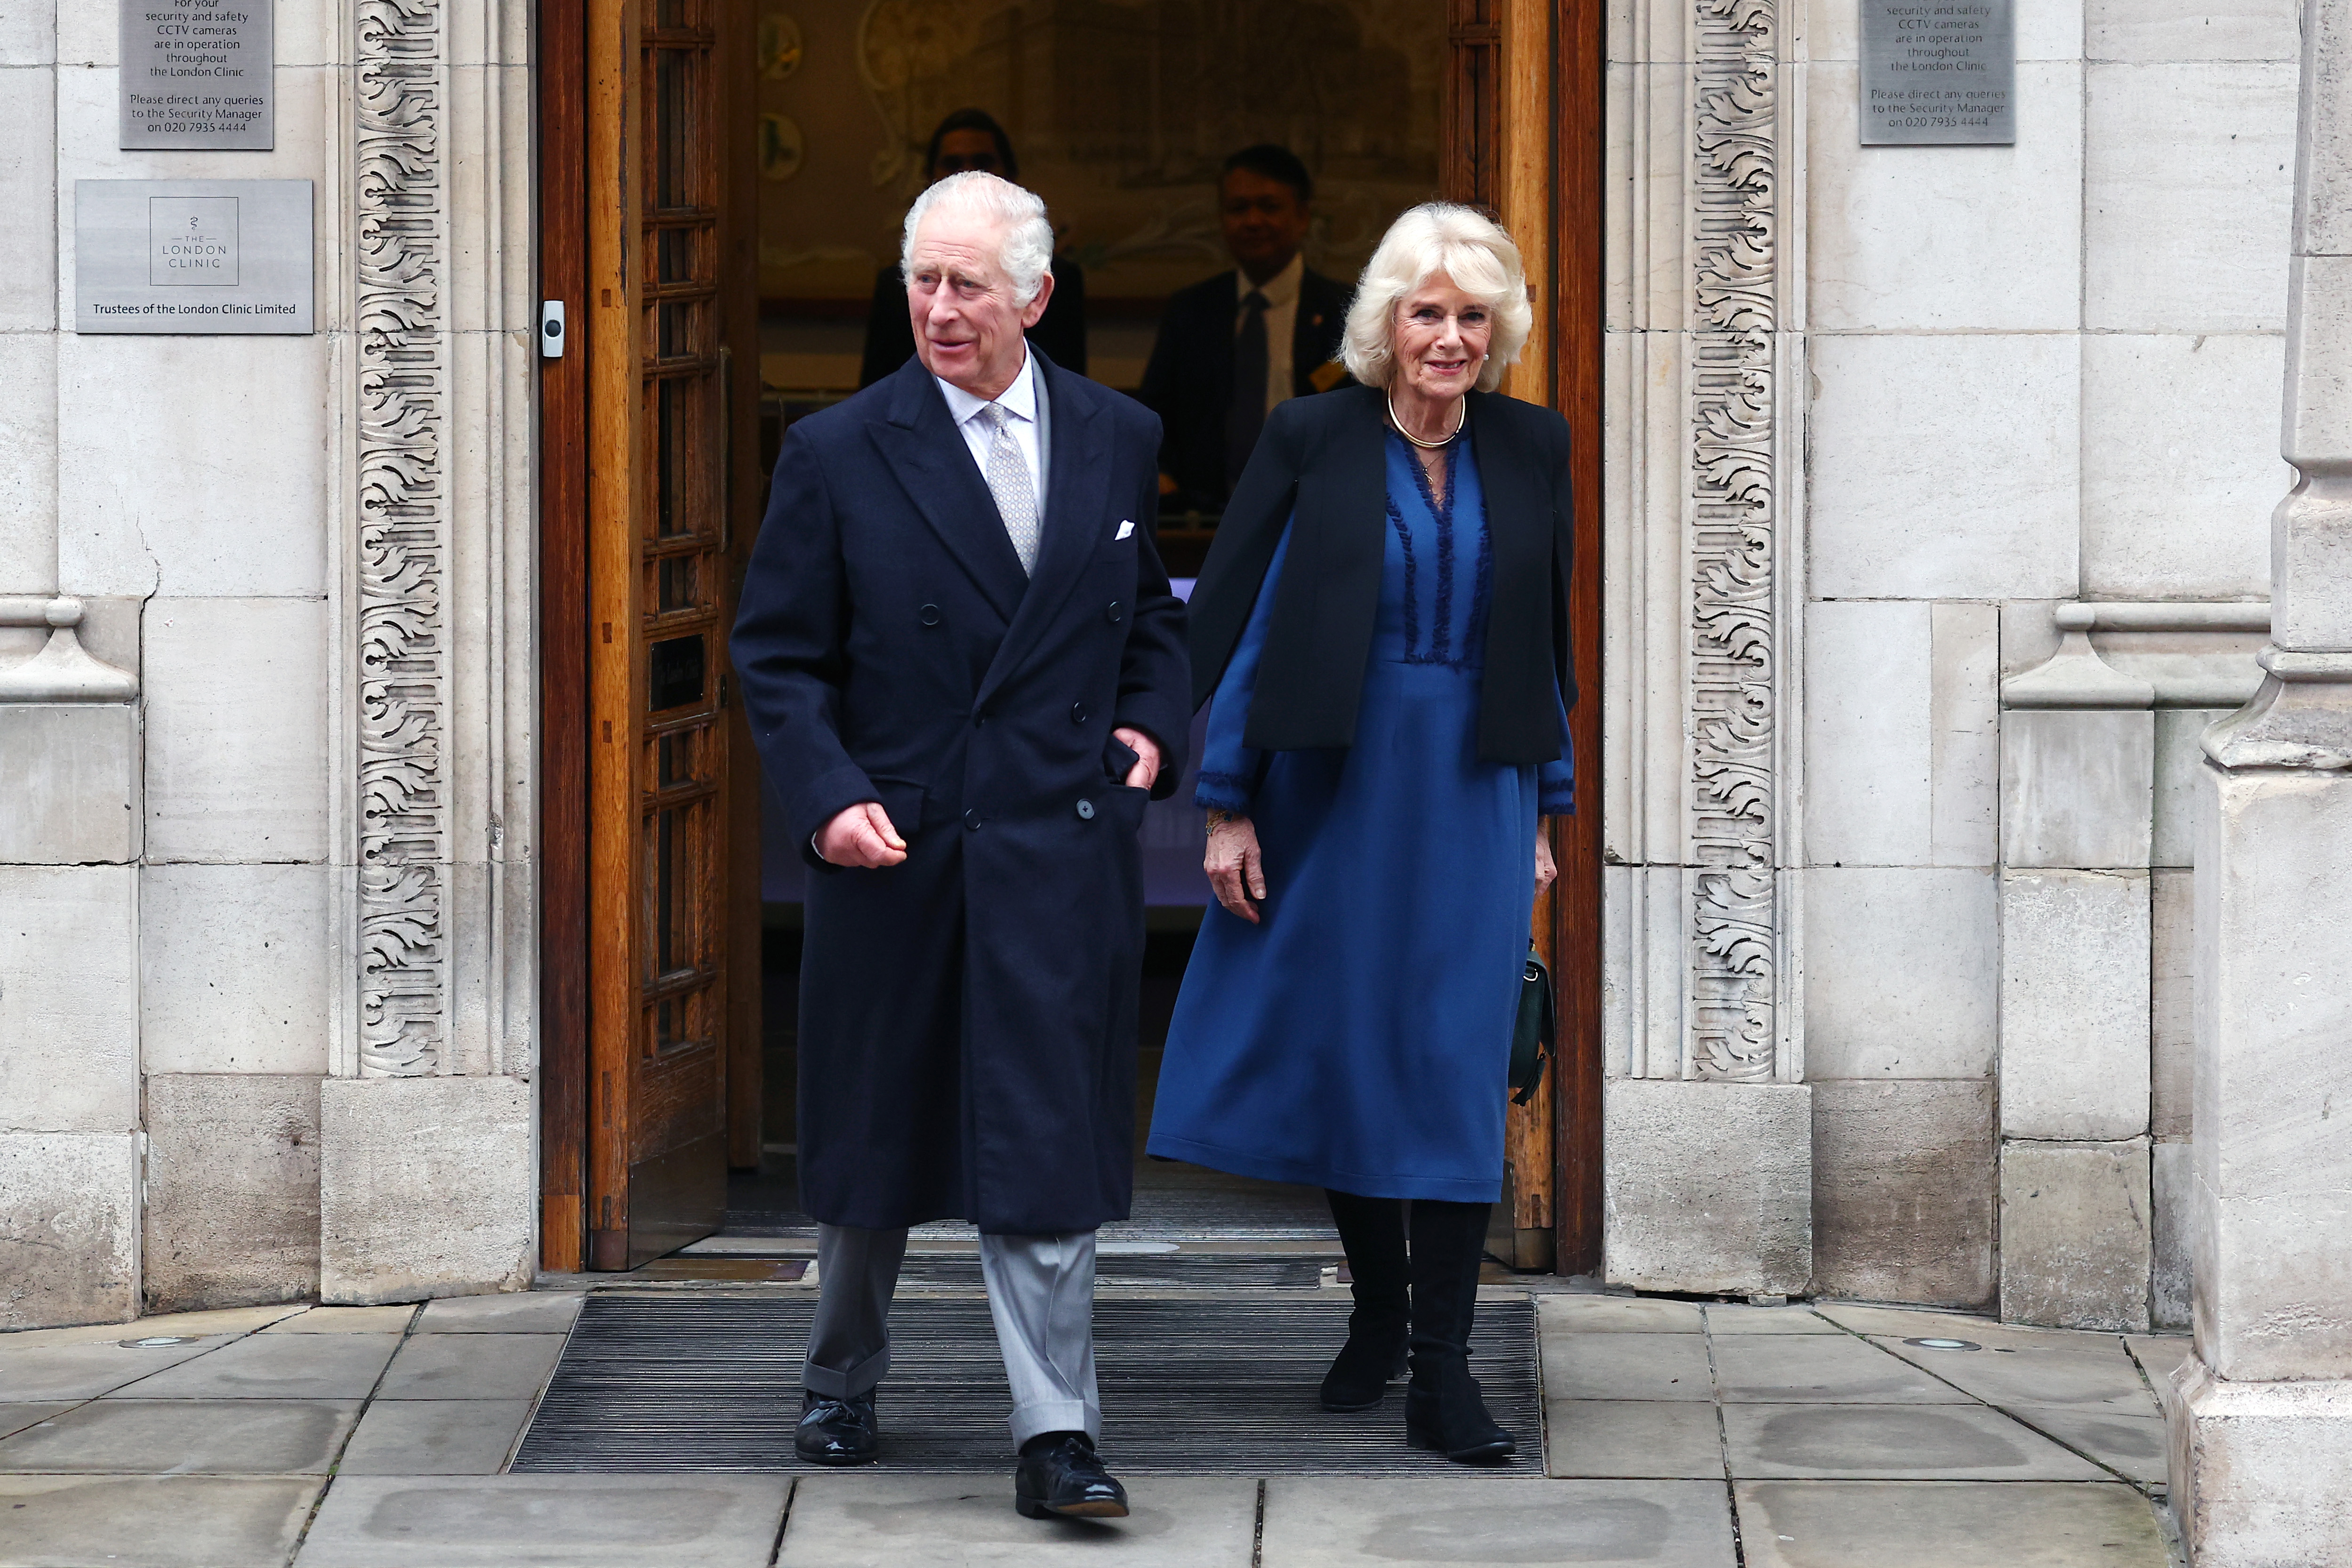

{"left": 1340, "top": 202, "right": 1532, "bottom": 393}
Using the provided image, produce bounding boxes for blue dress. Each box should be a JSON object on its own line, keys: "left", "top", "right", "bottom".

{"left": 1146, "top": 432, "right": 1574, "bottom": 1202}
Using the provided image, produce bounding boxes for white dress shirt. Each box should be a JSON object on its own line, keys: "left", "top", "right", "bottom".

{"left": 1237, "top": 252, "right": 1305, "bottom": 419}
{"left": 936, "top": 346, "right": 1047, "bottom": 508}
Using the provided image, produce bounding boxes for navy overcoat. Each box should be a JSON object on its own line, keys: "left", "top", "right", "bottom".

{"left": 730, "top": 353, "right": 1190, "bottom": 1236}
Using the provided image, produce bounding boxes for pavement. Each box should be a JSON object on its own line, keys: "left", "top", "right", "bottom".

{"left": 0, "top": 1287, "right": 2189, "bottom": 1567}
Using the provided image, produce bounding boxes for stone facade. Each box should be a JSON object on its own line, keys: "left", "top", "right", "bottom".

{"left": 0, "top": 0, "right": 2321, "bottom": 1447}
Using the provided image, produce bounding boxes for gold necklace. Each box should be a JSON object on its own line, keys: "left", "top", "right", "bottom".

{"left": 1387, "top": 391, "right": 1465, "bottom": 449}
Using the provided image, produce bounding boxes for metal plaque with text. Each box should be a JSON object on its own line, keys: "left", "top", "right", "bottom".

{"left": 120, "top": 0, "right": 273, "bottom": 150}
{"left": 75, "top": 180, "right": 312, "bottom": 334}
{"left": 1861, "top": 0, "right": 2015, "bottom": 145}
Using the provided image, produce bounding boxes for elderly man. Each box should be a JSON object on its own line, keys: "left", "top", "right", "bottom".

{"left": 730, "top": 172, "right": 1187, "bottom": 1518}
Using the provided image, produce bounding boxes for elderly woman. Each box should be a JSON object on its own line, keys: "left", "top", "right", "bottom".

{"left": 1146, "top": 203, "right": 1574, "bottom": 1463}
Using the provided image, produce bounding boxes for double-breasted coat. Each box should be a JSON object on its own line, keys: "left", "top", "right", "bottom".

{"left": 730, "top": 352, "right": 1190, "bottom": 1236}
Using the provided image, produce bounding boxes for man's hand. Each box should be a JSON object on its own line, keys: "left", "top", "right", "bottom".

{"left": 1114, "top": 726, "right": 1162, "bottom": 792}
{"left": 1205, "top": 814, "right": 1267, "bottom": 924}
{"left": 817, "top": 801, "right": 908, "bottom": 868}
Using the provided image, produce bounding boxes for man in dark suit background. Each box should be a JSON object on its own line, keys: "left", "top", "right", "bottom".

{"left": 731, "top": 172, "right": 1187, "bottom": 1517}
{"left": 858, "top": 109, "right": 1087, "bottom": 386}
{"left": 1139, "top": 144, "right": 1352, "bottom": 514}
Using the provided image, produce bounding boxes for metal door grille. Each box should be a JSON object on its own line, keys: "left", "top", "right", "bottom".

{"left": 512, "top": 1293, "right": 1541, "bottom": 1474}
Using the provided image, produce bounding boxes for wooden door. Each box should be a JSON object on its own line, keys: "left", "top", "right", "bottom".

{"left": 1446, "top": 0, "right": 1606, "bottom": 1275}
{"left": 565, "top": 0, "right": 757, "bottom": 1271}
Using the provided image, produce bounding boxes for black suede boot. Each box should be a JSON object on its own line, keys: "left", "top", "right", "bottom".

{"left": 1403, "top": 1198, "right": 1515, "bottom": 1462}
{"left": 1320, "top": 1189, "right": 1411, "bottom": 1411}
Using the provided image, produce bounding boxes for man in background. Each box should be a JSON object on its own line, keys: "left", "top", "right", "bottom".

{"left": 1139, "top": 144, "right": 1351, "bottom": 515}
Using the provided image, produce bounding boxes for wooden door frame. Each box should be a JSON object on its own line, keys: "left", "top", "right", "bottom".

{"left": 538, "top": 0, "right": 1611, "bottom": 1276}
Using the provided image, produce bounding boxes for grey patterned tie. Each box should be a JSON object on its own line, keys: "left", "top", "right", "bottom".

{"left": 977, "top": 403, "right": 1041, "bottom": 576}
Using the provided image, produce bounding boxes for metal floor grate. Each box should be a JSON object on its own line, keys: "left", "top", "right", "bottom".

{"left": 513, "top": 1293, "right": 1541, "bottom": 1475}
{"left": 892, "top": 1256, "right": 1325, "bottom": 1289}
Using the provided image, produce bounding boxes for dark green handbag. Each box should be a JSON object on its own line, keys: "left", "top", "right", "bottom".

{"left": 1511, "top": 943, "right": 1554, "bottom": 1106}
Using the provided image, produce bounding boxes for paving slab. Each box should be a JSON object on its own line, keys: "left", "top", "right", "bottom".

{"left": 1541, "top": 1331, "right": 1715, "bottom": 1401}
{"left": 1864, "top": 1336, "right": 2159, "bottom": 1414}
{"left": 1733, "top": 1479, "right": 2170, "bottom": 1568}
{"left": 1536, "top": 1295, "right": 1704, "bottom": 1333}
{"left": 0, "top": 1336, "right": 238, "bottom": 1401}
{"left": 2007, "top": 1403, "right": 2170, "bottom": 1485}
{"left": 0, "top": 1398, "right": 359, "bottom": 1474}
{"left": 1544, "top": 1399, "right": 1724, "bottom": 1479}
{"left": 1259, "top": 1477, "right": 1737, "bottom": 1567}
{"left": 377, "top": 1334, "right": 566, "bottom": 1400}
{"left": 1811, "top": 1303, "right": 2107, "bottom": 1351}
{"left": 264, "top": 1306, "right": 419, "bottom": 1334}
{"left": 108, "top": 1332, "right": 402, "bottom": 1400}
{"left": 1710, "top": 1335, "right": 1972, "bottom": 1405}
{"left": 338, "top": 1399, "right": 535, "bottom": 1475}
{"left": 0, "top": 1474, "right": 323, "bottom": 1567}
{"left": 0, "top": 1306, "right": 305, "bottom": 1350}
{"left": 414, "top": 1294, "right": 585, "bottom": 1335}
{"left": 294, "top": 1475, "right": 792, "bottom": 1567}
{"left": 1720, "top": 1403, "right": 2106, "bottom": 1480}
{"left": 1704, "top": 1305, "right": 1841, "bottom": 1335}
{"left": 0, "top": 1402, "right": 75, "bottom": 1440}
{"left": 2124, "top": 1334, "right": 2191, "bottom": 1387}
{"left": 776, "top": 1474, "right": 1255, "bottom": 1567}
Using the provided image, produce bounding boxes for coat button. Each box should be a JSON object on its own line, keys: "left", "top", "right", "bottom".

{"left": 919, "top": 603, "right": 941, "bottom": 626}
{"left": 1106, "top": 601, "right": 1124, "bottom": 623}
{"left": 963, "top": 808, "right": 983, "bottom": 831}
{"left": 1076, "top": 799, "right": 1095, "bottom": 820}
{"left": 1071, "top": 701, "right": 1088, "bottom": 725}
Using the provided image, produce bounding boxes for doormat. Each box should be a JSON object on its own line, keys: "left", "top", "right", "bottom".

{"left": 512, "top": 1293, "right": 1541, "bottom": 1475}
{"left": 893, "top": 1255, "right": 1325, "bottom": 1290}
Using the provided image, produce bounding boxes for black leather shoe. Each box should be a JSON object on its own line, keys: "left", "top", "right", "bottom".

{"left": 794, "top": 1388, "right": 879, "bottom": 1466}
{"left": 1014, "top": 1431, "right": 1130, "bottom": 1519}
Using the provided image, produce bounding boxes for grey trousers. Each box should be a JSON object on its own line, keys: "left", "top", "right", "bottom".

{"left": 803, "top": 1222, "right": 1100, "bottom": 1449}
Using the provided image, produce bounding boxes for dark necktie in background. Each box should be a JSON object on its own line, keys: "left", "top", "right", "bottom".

{"left": 1224, "top": 289, "right": 1270, "bottom": 498}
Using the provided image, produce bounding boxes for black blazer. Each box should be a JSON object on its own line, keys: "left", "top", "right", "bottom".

{"left": 1187, "top": 384, "right": 1574, "bottom": 765}
{"left": 858, "top": 261, "right": 1089, "bottom": 389}
{"left": 1137, "top": 265, "right": 1352, "bottom": 511}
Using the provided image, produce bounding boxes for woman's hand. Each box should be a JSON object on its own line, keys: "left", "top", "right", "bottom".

{"left": 1534, "top": 829, "right": 1557, "bottom": 893}
{"left": 1205, "top": 814, "right": 1268, "bottom": 924}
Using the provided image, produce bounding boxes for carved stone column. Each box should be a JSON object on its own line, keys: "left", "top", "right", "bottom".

{"left": 1601, "top": 0, "right": 1811, "bottom": 1296}
{"left": 317, "top": 0, "right": 538, "bottom": 1303}
{"left": 2165, "top": 1, "right": 2352, "bottom": 1557}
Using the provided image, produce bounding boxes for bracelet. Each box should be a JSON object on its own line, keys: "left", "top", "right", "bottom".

{"left": 1204, "top": 807, "right": 1247, "bottom": 834}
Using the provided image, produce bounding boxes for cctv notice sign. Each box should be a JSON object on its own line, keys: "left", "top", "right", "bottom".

{"left": 120, "top": 0, "right": 273, "bottom": 149}
{"left": 76, "top": 180, "right": 313, "bottom": 335}
{"left": 1861, "top": 0, "right": 2015, "bottom": 146}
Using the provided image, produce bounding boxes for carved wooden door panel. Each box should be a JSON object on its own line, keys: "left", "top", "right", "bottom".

{"left": 580, "top": 0, "right": 755, "bottom": 1270}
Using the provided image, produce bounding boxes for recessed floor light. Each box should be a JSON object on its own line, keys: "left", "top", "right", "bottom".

{"left": 1903, "top": 1336, "right": 1981, "bottom": 1351}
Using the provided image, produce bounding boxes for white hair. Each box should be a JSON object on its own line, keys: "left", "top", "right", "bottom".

{"left": 900, "top": 171, "right": 1055, "bottom": 307}
{"left": 1341, "top": 202, "right": 1533, "bottom": 394}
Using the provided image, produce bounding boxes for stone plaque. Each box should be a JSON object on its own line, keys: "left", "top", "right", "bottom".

{"left": 120, "top": 0, "right": 274, "bottom": 150}
{"left": 75, "top": 180, "right": 312, "bottom": 334}
{"left": 1861, "top": 0, "right": 2015, "bottom": 146}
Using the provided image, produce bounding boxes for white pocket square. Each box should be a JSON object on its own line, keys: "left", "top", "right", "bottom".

{"left": 1115, "top": 520, "right": 1134, "bottom": 540}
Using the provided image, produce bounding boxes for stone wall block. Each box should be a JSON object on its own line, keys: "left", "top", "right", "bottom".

{"left": 2000, "top": 709, "right": 2156, "bottom": 870}
{"left": 2153, "top": 709, "right": 2228, "bottom": 868}
{"left": 2000, "top": 868, "right": 2151, "bottom": 1142}
{"left": 142, "top": 597, "right": 327, "bottom": 864}
{"left": 1803, "top": 600, "right": 1932, "bottom": 867}
{"left": 2086, "top": 62, "right": 2297, "bottom": 333}
{"left": 0, "top": 1132, "right": 137, "bottom": 1327}
{"left": 0, "top": 65, "right": 56, "bottom": 333}
{"left": 1803, "top": 867, "right": 1997, "bottom": 1080}
{"left": 0, "top": 0, "right": 57, "bottom": 64}
{"left": 1601, "top": 865, "right": 1687, "bottom": 1080}
{"left": 0, "top": 332, "right": 60, "bottom": 591}
{"left": 2168, "top": 1360, "right": 2352, "bottom": 1567}
{"left": 2151, "top": 867, "right": 2194, "bottom": 1141}
{"left": 140, "top": 863, "right": 330, "bottom": 1076}
{"left": 2193, "top": 765, "right": 2352, "bottom": 1383}
{"left": 1602, "top": 1080, "right": 1811, "bottom": 1296}
{"left": 0, "top": 704, "right": 138, "bottom": 863}
{"left": 143, "top": 1075, "right": 321, "bottom": 1313}
{"left": 1999, "top": 1138, "right": 2153, "bottom": 1332}
{"left": 1808, "top": 333, "right": 2080, "bottom": 600}
{"left": 1811, "top": 1078, "right": 1996, "bottom": 1309}
{"left": 2088, "top": 0, "right": 2301, "bottom": 62}
{"left": 2152, "top": 1139, "right": 2194, "bottom": 1332}
{"left": 0, "top": 864, "right": 136, "bottom": 1133}
{"left": 319, "top": 1076, "right": 534, "bottom": 1304}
